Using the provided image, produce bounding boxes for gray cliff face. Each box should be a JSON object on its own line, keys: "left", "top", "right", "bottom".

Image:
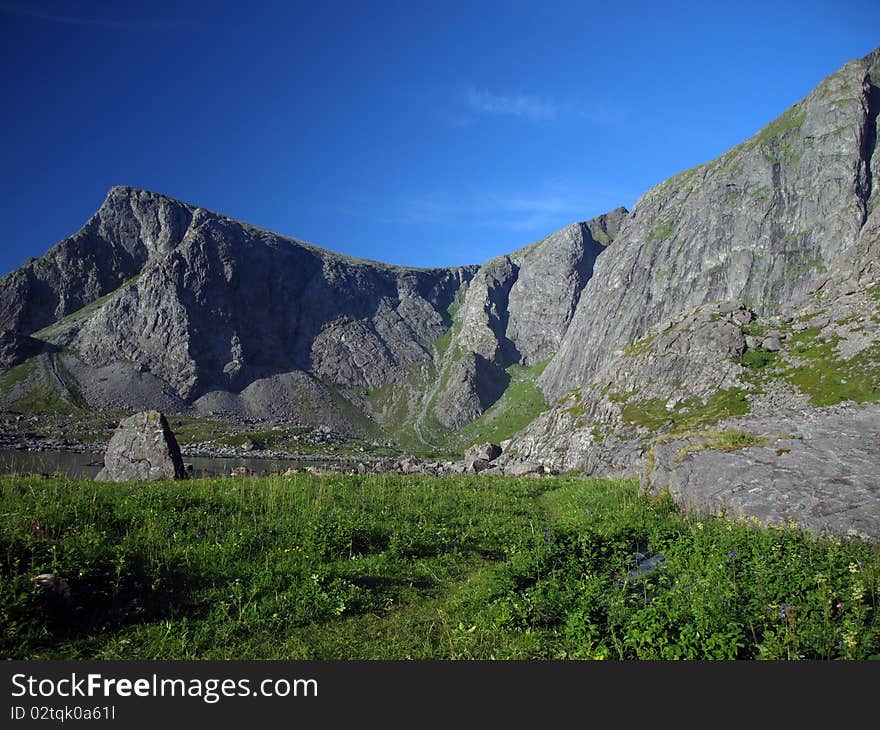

{"left": 433, "top": 353, "right": 509, "bottom": 430}
{"left": 64, "top": 204, "right": 473, "bottom": 401}
{"left": 1, "top": 179, "right": 621, "bottom": 435}
{"left": 0, "top": 330, "right": 45, "bottom": 368}
{"left": 540, "top": 48, "right": 880, "bottom": 403}
{"left": 0, "top": 187, "right": 194, "bottom": 335}
{"left": 455, "top": 255, "right": 519, "bottom": 366}
{"left": 4, "top": 49, "right": 879, "bottom": 472}
{"left": 504, "top": 193, "right": 880, "bottom": 478}
{"left": 501, "top": 300, "right": 756, "bottom": 475}
{"left": 504, "top": 48, "right": 880, "bottom": 477}
{"left": 507, "top": 219, "right": 618, "bottom": 365}
{"left": 583, "top": 207, "right": 627, "bottom": 247}
{"left": 432, "top": 217, "right": 617, "bottom": 428}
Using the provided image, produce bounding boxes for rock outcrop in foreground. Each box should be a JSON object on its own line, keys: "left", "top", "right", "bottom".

{"left": 644, "top": 403, "right": 880, "bottom": 541}
{"left": 96, "top": 410, "right": 186, "bottom": 482}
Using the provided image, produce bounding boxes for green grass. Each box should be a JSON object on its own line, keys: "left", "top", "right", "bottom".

{"left": 364, "top": 366, "right": 420, "bottom": 420}
{"left": 623, "top": 333, "right": 658, "bottom": 357}
{"left": 33, "top": 275, "right": 141, "bottom": 341}
{"left": 731, "top": 105, "right": 807, "bottom": 165}
{"left": 364, "top": 363, "right": 442, "bottom": 454}
{"left": 779, "top": 328, "right": 880, "bottom": 407}
{"left": 565, "top": 403, "right": 587, "bottom": 420}
{"left": 620, "top": 388, "right": 750, "bottom": 435}
{"left": 668, "top": 429, "right": 769, "bottom": 461}
{"left": 318, "top": 379, "right": 380, "bottom": 438}
{"left": 452, "top": 360, "right": 549, "bottom": 448}
{"left": 741, "top": 349, "right": 778, "bottom": 370}
{"left": 755, "top": 107, "right": 806, "bottom": 144}
{"left": 736, "top": 312, "right": 880, "bottom": 407}
{"left": 8, "top": 385, "right": 81, "bottom": 415}
{"left": 432, "top": 329, "right": 453, "bottom": 360}
{"left": 2, "top": 473, "right": 878, "bottom": 660}
{"left": 647, "top": 220, "right": 677, "bottom": 243}
{"left": 372, "top": 329, "right": 470, "bottom": 452}
{"left": 0, "top": 357, "right": 39, "bottom": 401}
{"left": 365, "top": 357, "right": 551, "bottom": 458}
{"left": 1, "top": 354, "right": 87, "bottom": 414}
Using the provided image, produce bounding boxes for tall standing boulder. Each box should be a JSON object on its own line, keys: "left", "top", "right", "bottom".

{"left": 96, "top": 410, "right": 186, "bottom": 482}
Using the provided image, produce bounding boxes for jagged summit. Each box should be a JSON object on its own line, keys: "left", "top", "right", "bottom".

{"left": 97, "top": 184, "right": 477, "bottom": 273}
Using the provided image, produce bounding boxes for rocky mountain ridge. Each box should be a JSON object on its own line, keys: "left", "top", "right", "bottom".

{"left": 541, "top": 47, "right": 879, "bottom": 403}
{"left": 2, "top": 46, "right": 879, "bottom": 521}
{"left": 501, "top": 46, "right": 880, "bottom": 476}
{"left": 0, "top": 185, "right": 622, "bottom": 442}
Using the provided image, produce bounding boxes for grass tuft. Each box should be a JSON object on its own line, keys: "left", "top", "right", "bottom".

{"left": 670, "top": 430, "right": 769, "bottom": 461}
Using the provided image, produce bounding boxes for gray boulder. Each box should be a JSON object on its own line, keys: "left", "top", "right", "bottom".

{"left": 465, "top": 457, "right": 492, "bottom": 473}
{"left": 465, "top": 442, "right": 502, "bottom": 462}
{"left": 35, "top": 573, "right": 71, "bottom": 599}
{"left": 96, "top": 410, "right": 186, "bottom": 482}
{"left": 505, "top": 461, "right": 545, "bottom": 477}
{"left": 396, "top": 456, "right": 424, "bottom": 474}
{"left": 761, "top": 336, "right": 781, "bottom": 352}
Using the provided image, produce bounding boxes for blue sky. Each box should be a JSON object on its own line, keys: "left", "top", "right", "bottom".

{"left": 1, "top": 1, "right": 877, "bottom": 276}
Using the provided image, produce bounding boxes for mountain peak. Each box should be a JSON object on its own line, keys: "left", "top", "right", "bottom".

{"left": 99, "top": 184, "right": 195, "bottom": 213}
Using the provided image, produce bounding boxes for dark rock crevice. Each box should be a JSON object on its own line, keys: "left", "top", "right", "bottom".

{"left": 856, "top": 75, "right": 879, "bottom": 225}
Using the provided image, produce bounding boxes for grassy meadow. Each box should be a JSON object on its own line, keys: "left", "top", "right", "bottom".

{"left": 1, "top": 472, "right": 878, "bottom": 660}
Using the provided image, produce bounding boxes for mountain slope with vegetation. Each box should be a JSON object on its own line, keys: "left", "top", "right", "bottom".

{"left": 1, "top": 49, "right": 879, "bottom": 508}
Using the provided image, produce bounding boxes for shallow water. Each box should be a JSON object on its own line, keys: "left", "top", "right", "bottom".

{"left": 0, "top": 448, "right": 335, "bottom": 480}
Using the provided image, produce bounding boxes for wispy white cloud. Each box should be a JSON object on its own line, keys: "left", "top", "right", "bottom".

{"left": 464, "top": 88, "right": 558, "bottom": 120}
{"left": 456, "top": 87, "right": 628, "bottom": 128}
{"left": 0, "top": 2, "right": 181, "bottom": 31}
{"left": 389, "top": 181, "right": 606, "bottom": 233}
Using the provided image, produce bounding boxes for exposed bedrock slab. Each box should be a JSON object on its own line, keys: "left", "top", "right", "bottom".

{"left": 644, "top": 403, "right": 880, "bottom": 540}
